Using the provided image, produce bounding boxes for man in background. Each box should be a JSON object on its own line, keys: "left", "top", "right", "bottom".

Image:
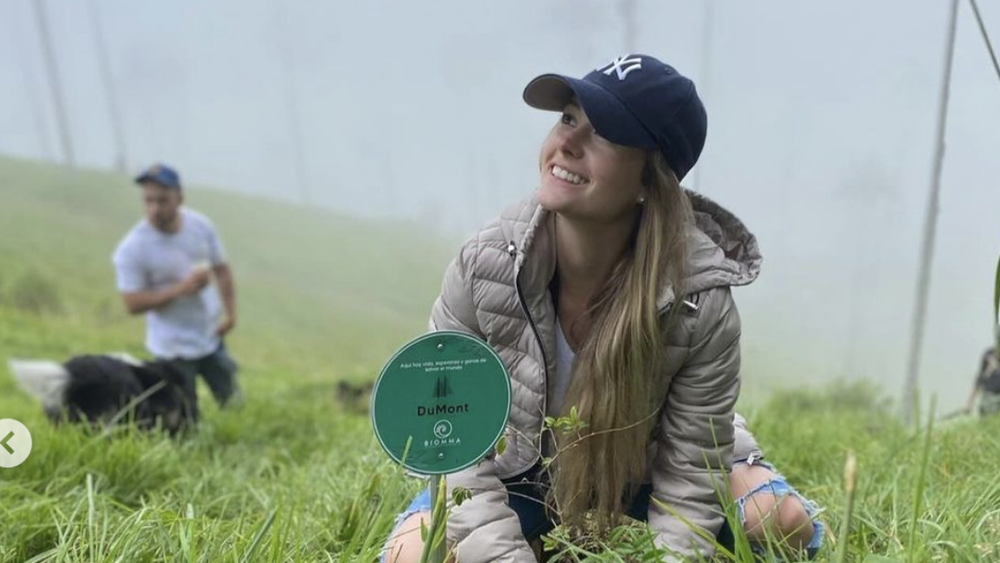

{"left": 967, "top": 346, "right": 1000, "bottom": 417}
{"left": 112, "top": 163, "right": 240, "bottom": 420}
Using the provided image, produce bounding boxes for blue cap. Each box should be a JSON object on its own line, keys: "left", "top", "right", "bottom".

{"left": 135, "top": 163, "right": 182, "bottom": 190}
{"left": 523, "top": 54, "right": 707, "bottom": 181}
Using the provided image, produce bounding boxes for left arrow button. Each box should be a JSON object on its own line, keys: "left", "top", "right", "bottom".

{"left": 0, "top": 420, "right": 32, "bottom": 468}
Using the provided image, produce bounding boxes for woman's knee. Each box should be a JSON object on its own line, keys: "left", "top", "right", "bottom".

{"left": 729, "top": 464, "right": 814, "bottom": 549}
{"left": 772, "top": 495, "right": 814, "bottom": 548}
{"left": 741, "top": 492, "right": 813, "bottom": 548}
{"left": 383, "top": 511, "right": 431, "bottom": 563}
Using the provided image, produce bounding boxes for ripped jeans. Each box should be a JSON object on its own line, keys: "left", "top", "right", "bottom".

{"left": 383, "top": 460, "right": 824, "bottom": 560}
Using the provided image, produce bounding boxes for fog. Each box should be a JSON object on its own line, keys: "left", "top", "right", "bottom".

{"left": 2, "top": 0, "right": 999, "bottom": 409}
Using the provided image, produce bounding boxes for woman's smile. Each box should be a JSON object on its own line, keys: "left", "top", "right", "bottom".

{"left": 549, "top": 164, "right": 589, "bottom": 186}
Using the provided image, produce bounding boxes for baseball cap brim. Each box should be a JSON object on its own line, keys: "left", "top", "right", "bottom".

{"left": 134, "top": 171, "right": 180, "bottom": 189}
{"left": 135, "top": 172, "right": 158, "bottom": 184}
{"left": 523, "top": 74, "right": 658, "bottom": 150}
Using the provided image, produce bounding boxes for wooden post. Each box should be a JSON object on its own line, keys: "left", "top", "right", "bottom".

{"left": 88, "top": 0, "right": 128, "bottom": 172}
{"left": 902, "top": 0, "right": 960, "bottom": 426}
{"left": 32, "top": 0, "right": 74, "bottom": 167}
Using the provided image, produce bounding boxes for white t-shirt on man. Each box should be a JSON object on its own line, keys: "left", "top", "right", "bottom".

{"left": 112, "top": 208, "right": 226, "bottom": 360}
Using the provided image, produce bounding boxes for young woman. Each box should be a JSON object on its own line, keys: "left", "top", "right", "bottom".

{"left": 383, "top": 55, "right": 823, "bottom": 563}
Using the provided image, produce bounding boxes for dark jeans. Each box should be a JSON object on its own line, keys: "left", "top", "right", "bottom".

{"left": 167, "top": 343, "right": 240, "bottom": 420}
{"left": 389, "top": 464, "right": 821, "bottom": 561}
{"left": 504, "top": 465, "right": 736, "bottom": 552}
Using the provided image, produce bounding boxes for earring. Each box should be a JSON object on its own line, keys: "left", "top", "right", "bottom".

{"left": 637, "top": 196, "right": 646, "bottom": 204}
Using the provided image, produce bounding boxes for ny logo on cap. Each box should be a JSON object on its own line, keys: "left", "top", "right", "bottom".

{"left": 601, "top": 55, "right": 643, "bottom": 81}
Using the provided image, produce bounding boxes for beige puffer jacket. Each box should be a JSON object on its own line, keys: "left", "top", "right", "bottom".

{"left": 428, "top": 191, "right": 763, "bottom": 563}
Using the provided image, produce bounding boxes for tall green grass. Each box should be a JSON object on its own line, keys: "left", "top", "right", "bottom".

{"left": 1, "top": 156, "right": 998, "bottom": 562}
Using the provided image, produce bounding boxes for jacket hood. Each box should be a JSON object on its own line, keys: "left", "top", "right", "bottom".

{"left": 683, "top": 191, "right": 762, "bottom": 295}
{"left": 497, "top": 190, "right": 762, "bottom": 308}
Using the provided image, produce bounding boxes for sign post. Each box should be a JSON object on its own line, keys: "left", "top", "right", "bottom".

{"left": 372, "top": 331, "right": 511, "bottom": 562}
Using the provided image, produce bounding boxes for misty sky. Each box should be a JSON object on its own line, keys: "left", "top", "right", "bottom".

{"left": 2, "top": 0, "right": 1000, "bottom": 409}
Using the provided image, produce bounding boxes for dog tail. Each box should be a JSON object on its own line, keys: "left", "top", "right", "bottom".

{"left": 8, "top": 359, "right": 69, "bottom": 411}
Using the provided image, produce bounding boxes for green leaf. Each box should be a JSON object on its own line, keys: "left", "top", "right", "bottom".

{"left": 863, "top": 556, "right": 902, "bottom": 563}
{"left": 495, "top": 435, "right": 507, "bottom": 456}
{"left": 451, "top": 486, "right": 471, "bottom": 506}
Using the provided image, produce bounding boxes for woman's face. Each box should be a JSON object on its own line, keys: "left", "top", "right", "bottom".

{"left": 537, "top": 101, "right": 647, "bottom": 222}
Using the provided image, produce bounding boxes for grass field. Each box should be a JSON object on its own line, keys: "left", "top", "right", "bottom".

{"left": 1, "top": 155, "right": 998, "bottom": 562}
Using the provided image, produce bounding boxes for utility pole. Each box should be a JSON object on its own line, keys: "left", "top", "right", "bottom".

{"left": 7, "top": 1, "right": 54, "bottom": 159}
{"left": 692, "top": 0, "right": 714, "bottom": 192}
{"left": 275, "top": 2, "right": 310, "bottom": 204}
{"left": 32, "top": 0, "right": 74, "bottom": 167}
{"left": 20, "top": 56, "right": 54, "bottom": 160}
{"left": 902, "top": 0, "right": 960, "bottom": 426}
{"left": 618, "top": 0, "right": 638, "bottom": 52}
{"left": 88, "top": 0, "right": 127, "bottom": 172}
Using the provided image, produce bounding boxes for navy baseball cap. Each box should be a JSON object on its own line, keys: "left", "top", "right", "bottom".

{"left": 523, "top": 54, "right": 707, "bottom": 181}
{"left": 134, "top": 163, "right": 181, "bottom": 190}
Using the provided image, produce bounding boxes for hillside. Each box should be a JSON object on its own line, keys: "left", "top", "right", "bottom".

{"left": 0, "top": 155, "right": 457, "bottom": 381}
{"left": 1, "top": 156, "right": 998, "bottom": 562}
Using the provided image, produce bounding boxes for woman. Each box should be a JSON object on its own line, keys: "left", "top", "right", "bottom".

{"left": 383, "top": 54, "right": 823, "bottom": 562}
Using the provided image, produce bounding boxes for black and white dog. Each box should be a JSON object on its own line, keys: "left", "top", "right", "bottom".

{"left": 9, "top": 354, "right": 194, "bottom": 435}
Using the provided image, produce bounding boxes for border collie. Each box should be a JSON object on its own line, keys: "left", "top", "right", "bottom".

{"left": 9, "top": 353, "right": 193, "bottom": 435}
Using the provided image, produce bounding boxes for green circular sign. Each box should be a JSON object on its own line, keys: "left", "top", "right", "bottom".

{"left": 371, "top": 331, "right": 511, "bottom": 475}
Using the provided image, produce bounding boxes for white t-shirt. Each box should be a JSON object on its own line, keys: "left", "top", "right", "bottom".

{"left": 112, "top": 208, "right": 226, "bottom": 360}
{"left": 542, "top": 318, "right": 577, "bottom": 456}
{"left": 547, "top": 318, "right": 576, "bottom": 419}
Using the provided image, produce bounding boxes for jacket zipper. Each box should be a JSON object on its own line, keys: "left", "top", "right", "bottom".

{"left": 514, "top": 275, "right": 549, "bottom": 412}
{"left": 512, "top": 253, "right": 549, "bottom": 470}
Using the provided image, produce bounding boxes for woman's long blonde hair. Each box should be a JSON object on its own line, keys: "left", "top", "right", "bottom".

{"left": 547, "top": 151, "right": 694, "bottom": 528}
